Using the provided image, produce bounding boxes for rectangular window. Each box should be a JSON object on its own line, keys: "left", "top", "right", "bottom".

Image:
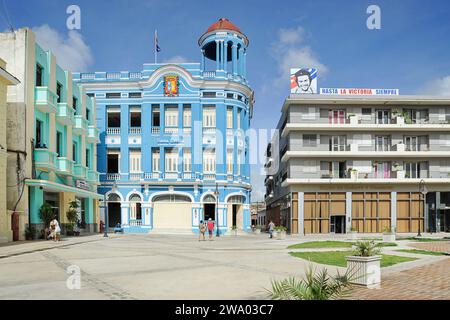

{"left": 72, "top": 141, "right": 78, "bottom": 163}
{"left": 403, "top": 109, "right": 429, "bottom": 124}
{"left": 56, "top": 82, "right": 62, "bottom": 103}
{"left": 405, "top": 135, "right": 428, "bottom": 151}
{"left": 36, "top": 119, "right": 43, "bottom": 147}
{"left": 72, "top": 97, "right": 78, "bottom": 113}
{"left": 152, "top": 106, "right": 160, "bottom": 127}
{"left": 129, "top": 106, "right": 141, "bottom": 127}
{"left": 56, "top": 131, "right": 62, "bottom": 157}
{"left": 86, "top": 109, "right": 90, "bottom": 122}
{"left": 183, "top": 149, "right": 191, "bottom": 172}
{"left": 183, "top": 105, "right": 192, "bottom": 127}
{"left": 303, "top": 134, "right": 317, "bottom": 147}
{"left": 227, "top": 150, "right": 233, "bottom": 174}
{"left": 152, "top": 148, "right": 160, "bottom": 172}
{"left": 203, "top": 92, "right": 216, "bottom": 97}
{"left": 227, "top": 107, "right": 233, "bottom": 129}
{"left": 226, "top": 93, "right": 234, "bottom": 99}
{"left": 106, "top": 93, "right": 121, "bottom": 99}
{"left": 129, "top": 92, "right": 142, "bottom": 98}
{"left": 374, "top": 161, "right": 391, "bottom": 178}
{"left": 329, "top": 136, "right": 347, "bottom": 151}
{"left": 362, "top": 108, "right": 372, "bottom": 115}
{"left": 376, "top": 110, "right": 390, "bottom": 124}
{"left": 86, "top": 149, "right": 90, "bottom": 168}
{"left": 165, "top": 106, "right": 178, "bottom": 127}
{"left": 36, "top": 64, "right": 43, "bottom": 87}
{"left": 375, "top": 136, "right": 391, "bottom": 151}
{"left": 203, "top": 149, "right": 216, "bottom": 173}
{"left": 237, "top": 109, "right": 241, "bottom": 129}
{"left": 107, "top": 150, "right": 119, "bottom": 173}
{"left": 203, "top": 106, "right": 216, "bottom": 128}
{"left": 329, "top": 109, "right": 346, "bottom": 124}
{"left": 129, "top": 149, "right": 142, "bottom": 173}
{"left": 107, "top": 108, "right": 121, "bottom": 128}
{"left": 165, "top": 148, "right": 178, "bottom": 172}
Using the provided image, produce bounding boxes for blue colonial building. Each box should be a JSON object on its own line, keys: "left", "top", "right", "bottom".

{"left": 74, "top": 18, "right": 254, "bottom": 234}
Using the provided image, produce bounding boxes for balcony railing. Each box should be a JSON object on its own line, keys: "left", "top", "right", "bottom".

{"left": 129, "top": 127, "right": 142, "bottom": 135}
{"left": 73, "top": 115, "right": 88, "bottom": 135}
{"left": 183, "top": 172, "right": 193, "bottom": 179}
{"left": 56, "top": 103, "right": 75, "bottom": 125}
{"left": 56, "top": 157, "right": 74, "bottom": 175}
{"left": 164, "top": 172, "right": 179, "bottom": 179}
{"left": 203, "top": 128, "right": 216, "bottom": 135}
{"left": 106, "top": 128, "right": 120, "bottom": 135}
{"left": 144, "top": 172, "right": 161, "bottom": 180}
{"left": 106, "top": 173, "right": 121, "bottom": 181}
{"left": 164, "top": 127, "right": 179, "bottom": 134}
{"left": 35, "top": 87, "right": 57, "bottom": 114}
{"left": 203, "top": 174, "right": 216, "bottom": 181}
{"left": 129, "top": 219, "right": 143, "bottom": 227}
{"left": 87, "top": 170, "right": 100, "bottom": 183}
{"left": 202, "top": 71, "right": 216, "bottom": 79}
{"left": 34, "top": 149, "right": 57, "bottom": 171}
{"left": 151, "top": 127, "right": 160, "bottom": 135}
{"left": 73, "top": 164, "right": 88, "bottom": 179}
{"left": 129, "top": 173, "right": 143, "bottom": 181}
{"left": 87, "top": 126, "right": 100, "bottom": 143}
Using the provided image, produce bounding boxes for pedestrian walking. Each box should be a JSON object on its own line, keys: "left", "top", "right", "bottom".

{"left": 198, "top": 220, "right": 206, "bottom": 241}
{"left": 207, "top": 218, "right": 215, "bottom": 240}
{"left": 268, "top": 220, "right": 275, "bottom": 239}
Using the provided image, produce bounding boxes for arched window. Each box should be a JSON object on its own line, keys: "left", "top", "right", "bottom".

{"left": 228, "top": 195, "right": 244, "bottom": 204}
{"left": 153, "top": 194, "right": 191, "bottom": 203}
{"left": 107, "top": 194, "right": 121, "bottom": 202}
{"left": 129, "top": 194, "right": 142, "bottom": 221}
{"left": 203, "top": 194, "right": 216, "bottom": 203}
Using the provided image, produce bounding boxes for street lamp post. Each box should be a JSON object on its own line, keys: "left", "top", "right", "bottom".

{"left": 104, "top": 182, "right": 117, "bottom": 238}
{"left": 215, "top": 183, "right": 220, "bottom": 237}
{"left": 418, "top": 179, "right": 428, "bottom": 237}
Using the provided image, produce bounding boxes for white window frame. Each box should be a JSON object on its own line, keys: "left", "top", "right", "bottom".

{"left": 183, "top": 107, "right": 192, "bottom": 128}
{"left": 227, "top": 150, "right": 233, "bottom": 174}
{"left": 203, "top": 149, "right": 216, "bottom": 173}
{"left": 129, "top": 149, "right": 142, "bottom": 173}
{"left": 165, "top": 149, "right": 178, "bottom": 173}
{"left": 227, "top": 107, "right": 233, "bottom": 129}
{"left": 165, "top": 107, "right": 178, "bottom": 127}
{"left": 152, "top": 149, "right": 160, "bottom": 172}
{"left": 203, "top": 106, "right": 216, "bottom": 128}
{"left": 183, "top": 149, "right": 192, "bottom": 172}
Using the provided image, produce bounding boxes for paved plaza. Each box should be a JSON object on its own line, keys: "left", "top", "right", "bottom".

{"left": 0, "top": 233, "right": 449, "bottom": 300}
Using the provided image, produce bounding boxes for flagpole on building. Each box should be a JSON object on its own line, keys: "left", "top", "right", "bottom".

{"left": 154, "top": 30, "right": 157, "bottom": 64}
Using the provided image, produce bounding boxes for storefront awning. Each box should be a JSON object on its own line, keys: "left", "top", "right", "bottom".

{"left": 25, "top": 179, "right": 103, "bottom": 200}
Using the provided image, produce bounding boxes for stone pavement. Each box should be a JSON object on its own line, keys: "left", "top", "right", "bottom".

{"left": 351, "top": 258, "right": 450, "bottom": 300}
{"left": 410, "top": 241, "right": 450, "bottom": 254}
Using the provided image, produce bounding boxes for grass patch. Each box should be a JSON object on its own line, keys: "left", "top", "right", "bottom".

{"left": 288, "top": 241, "right": 397, "bottom": 249}
{"left": 395, "top": 249, "right": 448, "bottom": 256}
{"left": 289, "top": 251, "right": 416, "bottom": 268}
{"left": 397, "top": 237, "right": 450, "bottom": 242}
{"left": 287, "top": 241, "right": 353, "bottom": 249}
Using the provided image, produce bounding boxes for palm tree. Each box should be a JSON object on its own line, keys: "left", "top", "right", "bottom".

{"left": 267, "top": 265, "right": 354, "bottom": 300}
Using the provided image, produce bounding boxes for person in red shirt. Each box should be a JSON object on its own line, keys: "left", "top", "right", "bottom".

{"left": 207, "top": 218, "right": 215, "bottom": 240}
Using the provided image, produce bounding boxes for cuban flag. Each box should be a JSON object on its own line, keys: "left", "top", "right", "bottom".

{"left": 154, "top": 30, "right": 161, "bottom": 53}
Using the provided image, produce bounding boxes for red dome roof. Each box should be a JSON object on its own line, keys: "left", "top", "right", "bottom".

{"left": 206, "top": 18, "right": 242, "bottom": 33}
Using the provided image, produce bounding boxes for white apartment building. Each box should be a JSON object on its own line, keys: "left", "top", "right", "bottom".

{"left": 265, "top": 93, "right": 450, "bottom": 235}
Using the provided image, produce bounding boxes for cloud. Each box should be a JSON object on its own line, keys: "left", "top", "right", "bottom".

{"left": 420, "top": 76, "right": 450, "bottom": 96}
{"left": 32, "top": 24, "right": 93, "bottom": 72}
{"left": 270, "top": 26, "right": 328, "bottom": 88}
{"left": 163, "top": 55, "right": 189, "bottom": 63}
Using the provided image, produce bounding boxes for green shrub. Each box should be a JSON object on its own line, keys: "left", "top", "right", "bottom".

{"left": 352, "top": 240, "right": 381, "bottom": 257}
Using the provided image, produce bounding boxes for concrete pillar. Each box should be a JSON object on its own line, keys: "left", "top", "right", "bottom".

{"left": 346, "top": 191, "right": 352, "bottom": 233}
{"left": 436, "top": 191, "right": 441, "bottom": 232}
{"left": 215, "top": 40, "right": 220, "bottom": 71}
{"left": 224, "top": 42, "right": 228, "bottom": 73}
{"left": 121, "top": 203, "right": 129, "bottom": 226}
{"left": 243, "top": 51, "right": 247, "bottom": 78}
{"left": 297, "top": 192, "right": 304, "bottom": 236}
{"left": 238, "top": 48, "right": 243, "bottom": 76}
{"left": 142, "top": 203, "right": 151, "bottom": 226}
{"left": 200, "top": 49, "right": 205, "bottom": 72}
{"left": 232, "top": 44, "right": 237, "bottom": 75}
{"left": 391, "top": 191, "right": 397, "bottom": 231}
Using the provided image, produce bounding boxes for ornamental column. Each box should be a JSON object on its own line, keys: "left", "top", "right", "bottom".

{"left": 232, "top": 44, "right": 237, "bottom": 76}
{"left": 200, "top": 49, "right": 205, "bottom": 72}
{"left": 215, "top": 40, "right": 220, "bottom": 71}
{"left": 224, "top": 42, "right": 228, "bottom": 73}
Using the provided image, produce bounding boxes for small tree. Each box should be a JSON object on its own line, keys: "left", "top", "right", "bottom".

{"left": 66, "top": 200, "right": 79, "bottom": 233}
{"left": 39, "top": 202, "right": 54, "bottom": 228}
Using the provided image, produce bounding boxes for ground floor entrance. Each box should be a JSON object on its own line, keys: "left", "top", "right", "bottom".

{"left": 108, "top": 202, "right": 121, "bottom": 228}
{"left": 153, "top": 202, "right": 192, "bottom": 230}
{"left": 203, "top": 204, "right": 216, "bottom": 222}
{"left": 330, "top": 216, "right": 346, "bottom": 234}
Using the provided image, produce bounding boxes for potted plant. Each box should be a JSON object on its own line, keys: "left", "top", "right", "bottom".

{"left": 25, "top": 226, "right": 36, "bottom": 241}
{"left": 382, "top": 226, "right": 396, "bottom": 242}
{"left": 347, "top": 226, "right": 358, "bottom": 240}
{"left": 392, "top": 109, "right": 404, "bottom": 124}
{"left": 347, "top": 113, "right": 358, "bottom": 125}
{"left": 347, "top": 168, "right": 358, "bottom": 181}
{"left": 39, "top": 202, "right": 55, "bottom": 240}
{"left": 345, "top": 241, "right": 381, "bottom": 288}
{"left": 275, "top": 226, "right": 287, "bottom": 240}
{"left": 66, "top": 200, "right": 80, "bottom": 236}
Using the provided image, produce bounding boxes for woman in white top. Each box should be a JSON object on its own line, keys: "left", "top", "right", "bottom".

{"left": 50, "top": 217, "right": 61, "bottom": 242}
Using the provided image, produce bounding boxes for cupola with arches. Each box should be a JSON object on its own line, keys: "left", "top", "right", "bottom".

{"left": 198, "top": 18, "right": 248, "bottom": 82}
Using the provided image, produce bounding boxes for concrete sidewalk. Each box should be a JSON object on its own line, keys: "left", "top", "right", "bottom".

{"left": 0, "top": 234, "right": 119, "bottom": 259}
